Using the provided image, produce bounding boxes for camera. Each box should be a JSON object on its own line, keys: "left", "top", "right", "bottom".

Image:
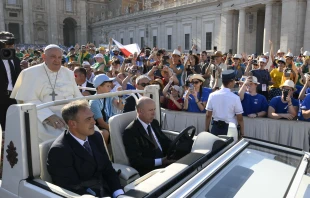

{"left": 252, "top": 60, "right": 257, "bottom": 64}
{"left": 0, "top": 40, "right": 15, "bottom": 60}
{"left": 130, "top": 69, "right": 137, "bottom": 74}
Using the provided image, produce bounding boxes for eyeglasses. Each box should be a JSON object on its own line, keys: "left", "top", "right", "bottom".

{"left": 139, "top": 83, "right": 150, "bottom": 87}
{"left": 192, "top": 81, "right": 200, "bottom": 84}
{"left": 282, "top": 88, "right": 291, "bottom": 92}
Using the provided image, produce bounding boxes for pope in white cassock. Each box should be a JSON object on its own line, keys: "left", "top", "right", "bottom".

{"left": 10, "top": 44, "right": 82, "bottom": 142}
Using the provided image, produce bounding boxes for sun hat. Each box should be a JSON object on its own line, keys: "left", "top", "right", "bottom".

{"left": 189, "top": 74, "right": 205, "bottom": 82}
{"left": 279, "top": 80, "right": 296, "bottom": 91}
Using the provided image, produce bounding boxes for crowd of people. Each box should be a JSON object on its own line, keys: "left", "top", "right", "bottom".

{"left": 1, "top": 29, "right": 310, "bottom": 197}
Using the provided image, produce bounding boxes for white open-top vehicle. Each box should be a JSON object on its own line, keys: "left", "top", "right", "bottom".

{"left": 0, "top": 85, "right": 309, "bottom": 198}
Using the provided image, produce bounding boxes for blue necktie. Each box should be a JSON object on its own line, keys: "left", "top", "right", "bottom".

{"left": 83, "top": 141, "right": 93, "bottom": 156}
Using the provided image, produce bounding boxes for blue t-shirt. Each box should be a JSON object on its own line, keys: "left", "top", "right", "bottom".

{"left": 269, "top": 96, "right": 299, "bottom": 114}
{"left": 299, "top": 94, "right": 310, "bottom": 121}
{"left": 187, "top": 88, "right": 211, "bottom": 113}
{"left": 126, "top": 83, "right": 135, "bottom": 90}
{"left": 241, "top": 93, "right": 268, "bottom": 116}
{"left": 176, "top": 64, "right": 184, "bottom": 86}
{"left": 89, "top": 95, "right": 115, "bottom": 122}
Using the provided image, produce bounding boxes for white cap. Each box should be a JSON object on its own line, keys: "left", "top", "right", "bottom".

{"left": 303, "top": 51, "right": 310, "bottom": 56}
{"left": 82, "top": 61, "right": 90, "bottom": 66}
{"left": 259, "top": 57, "right": 267, "bottom": 63}
{"left": 171, "top": 85, "right": 183, "bottom": 96}
{"left": 239, "top": 76, "right": 260, "bottom": 84}
{"left": 264, "top": 52, "right": 270, "bottom": 56}
{"left": 277, "top": 57, "right": 286, "bottom": 63}
{"left": 112, "top": 46, "right": 119, "bottom": 52}
{"left": 44, "top": 44, "right": 61, "bottom": 52}
{"left": 285, "top": 52, "right": 294, "bottom": 58}
{"left": 233, "top": 54, "right": 242, "bottom": 59}
{"left": 277, "top": 49, "right": 285, "bottom": 54}
{"left": 172, "top": 49, "right": 181, "bottom": 56}
{"left": 94, "top": 53, "right": 104, "bottom": 59}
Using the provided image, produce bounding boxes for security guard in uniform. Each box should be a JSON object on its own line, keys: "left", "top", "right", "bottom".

{"left": 205, "top": 70, "right": 244, "bottom": 137}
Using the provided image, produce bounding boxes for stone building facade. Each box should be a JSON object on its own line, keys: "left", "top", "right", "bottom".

{"left": 0, "top": 0, "right": 310, "bottom": 55}
{"left": 92, "top": 0, "right": 310, "bottom": 55}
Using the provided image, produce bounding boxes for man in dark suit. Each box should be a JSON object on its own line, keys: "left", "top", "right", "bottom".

{"left": 123, "top": 97, "right": 175, "bottom": 176}
{"left": 0, "top": 31, "right": 21, "bottom": 131}
{"left": 123, "top": 75, "right": 150, "bottom": 113}
{"left": 74, "top": 67, "right": 96, "bottom": 95}
{"left": 47, "top": 100, "right": 123, "bottom": 197}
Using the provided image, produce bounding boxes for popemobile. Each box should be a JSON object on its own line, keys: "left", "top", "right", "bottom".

{"left": 0, "top": 85, "right": 309, "bottom": 198}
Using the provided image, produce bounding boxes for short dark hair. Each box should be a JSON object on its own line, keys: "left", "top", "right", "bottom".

{"left": 222, "top": 79, "right": 234, "bottom": 87}
{"left": 201, "top": 51, "right": 207, "bottom": 55}
{"left": 62, "top": 100, "right": 89, "bottom": 124}
{"left": 74, "top": 67, "right": 87, "bottom": 77}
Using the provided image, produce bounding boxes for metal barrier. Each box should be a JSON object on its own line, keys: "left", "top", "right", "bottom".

{"left": 161, "top": 108, "right": 310, "bottom": 151}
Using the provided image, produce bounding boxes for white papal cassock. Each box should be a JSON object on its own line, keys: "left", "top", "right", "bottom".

{"left": 10, "top": 63, "right": 82, "bottom": 142}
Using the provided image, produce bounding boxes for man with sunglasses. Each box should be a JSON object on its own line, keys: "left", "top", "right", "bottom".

{"left": 123, "top": 75, "right": 151, "bottom": 113}
{"left": 205, "top": 70, "right": 244, "bottom": 137}
{"left": 268, "top": 80, "right": 298, "bottom": 120}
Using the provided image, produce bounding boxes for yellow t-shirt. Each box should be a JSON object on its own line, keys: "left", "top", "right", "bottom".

{"left": 270, "top": 69, "right": 283, "bottom": 88}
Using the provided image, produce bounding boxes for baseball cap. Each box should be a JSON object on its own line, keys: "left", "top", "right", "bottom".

{"left": 94, "top": 53, "right": 104, "bottom": 59}
{"left": 93, "top": 74, "right": 115, "bottom": 88}
{"left": 259, "top": 57, "right": 267, "bottom": 63}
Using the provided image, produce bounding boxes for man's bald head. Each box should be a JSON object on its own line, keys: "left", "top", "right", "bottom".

{"left": 136, "top": 97, "right": 155, "bottom": 110}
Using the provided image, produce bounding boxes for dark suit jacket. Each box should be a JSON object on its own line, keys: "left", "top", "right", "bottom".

{"left": 123, "top": 118, "right": 172, "bottom": 176}
{"left": 47, "top": 130, "right": 122, "bottom": 196}
{"left": 123, "top": 93, "right": 139, "bottom": 113}
{"left": 85, "top": 81, "right": 96, "bottom": 95}
{"left": 0, "top": 57, "right": 21, "bottom": 95}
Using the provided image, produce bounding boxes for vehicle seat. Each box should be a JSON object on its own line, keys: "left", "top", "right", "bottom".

{"left": 109, "top": 111, "right": 137, "bottom": 165}
{"left": 39, "top": 138, "right": 55, "bottom": 183}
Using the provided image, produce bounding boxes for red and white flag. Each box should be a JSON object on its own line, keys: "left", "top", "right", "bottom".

{"left": 112, "top": 39, "right": 141, "bottom": 57}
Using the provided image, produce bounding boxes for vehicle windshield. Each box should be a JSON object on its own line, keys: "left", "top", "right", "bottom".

{"left": 191, "top": 143, "right": 302, "bottom": 198}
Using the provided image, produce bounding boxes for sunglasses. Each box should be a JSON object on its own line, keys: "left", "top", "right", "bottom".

{"left": 282, "top": 88, "right": 291, "bottom": 92}
{"left": 192, "top": 81, "right": 200, "bottom": 84}
{"left": 139, "top": 83, "right": 150, "bottom": 87}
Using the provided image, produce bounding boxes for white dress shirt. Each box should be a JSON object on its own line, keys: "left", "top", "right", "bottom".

{"left": 69, "top": 132, "right": 124, "bottom": 198}
{"left": 3, "top": 59, "right": 14, "bottom": 91}
{"left": 206, "top": 88, "right": 243, "bottom": 125}
{"left": 137, "top": 117, "right": 163, "bottom": 166}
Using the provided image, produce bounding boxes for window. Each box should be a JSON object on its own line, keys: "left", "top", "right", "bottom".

{"left": 121, "top": 38, "right": 124, "bottom": 44}
{"left": 168, "top": 35, "right": 172, "bottom": 50}
{"left": 7, "top": 0, "right": 17, "bottom": 4}
{"left": 185, "top": 34, "right": 190, "bottom": 50}
{"left": 141, "top": 37, "right": 144, "bottom": 47}
{"left": 65, "top": 0, "right": 73, "bottom": 12}
{"left": 206, "top": 32, "right": 212, "bottom": 50}
{"left": 9, "top": 12, "right": 18, "bottom": 17}
{"left": 153, "top": 36, "right": 157, "bottom": 48}
{"left": 130, "top": 38, "right": 133, "bottom": 44}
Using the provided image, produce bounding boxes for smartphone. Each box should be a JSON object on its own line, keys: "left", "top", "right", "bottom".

{"left": 283, "top": 90, "right": 289, "bottom": 101}
{"left": 213, "top": 46, "right": 217, "bottom": 51}
{"left": 189, "top": 50, "right": 193, "bottom": 55}
{"left": 189, "top": 83, "right": 194, "bottom": 92}
{"left": 162, "top": 55, "right": 170, "bottom": 65}
{"left": 131, "top": 69, "right": 137, "bottom": 74}
{"left": 229, "top": 49, "right": 232, "bottom": 54}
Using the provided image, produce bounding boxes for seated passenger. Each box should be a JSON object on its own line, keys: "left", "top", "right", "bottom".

{"left": 74, "top": 67, "right": 96, "bottom": 96}
{"left": 268, "top": 80, "right": 299, "bottom": 120}
{"left": 123, "top": 75, "right": 151, "bottom": 113}
{"left": 123, "top": 97, "right": 174, "bottom": 176}
{"left": 47, "top": 100, "right": 124, "bottom": 197}
{"left": 238, "top": 76, "right": 268, "bottom": 118}
{"left": 89, "top": 74, "right": 123, "bottom": 144}
{"left": 183, "top": 74, "right": 211, "bottom": 113}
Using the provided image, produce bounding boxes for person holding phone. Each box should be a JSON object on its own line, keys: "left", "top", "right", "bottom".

{"left": 205, "top": 51, "right": 227, "bottom": 89}
{"left": 163, "top": 77, "right": 183, "bottom": 111}
{"left": 238, "top": 76, "right": 268, "bottom": 118}
{"left": 183, "top": 74, "right": 211, "bottom": 113}
{"left": 268, "top": 80, "right": 298, "bottom": 120}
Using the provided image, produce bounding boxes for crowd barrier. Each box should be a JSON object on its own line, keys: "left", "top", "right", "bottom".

{"left": 161, "top": 108, "right": 310, "bottom": 151}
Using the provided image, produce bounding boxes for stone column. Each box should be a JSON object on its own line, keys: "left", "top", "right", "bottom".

{"left": 196, "top": 17, "right": 202, "bottom": 51}
{"left": 214, "top": 14, "right": 221, "bottom": 50}
{"left": 263, "top": 3, "right": 272, "bottom": 53}
{"left": 237, "top": 8, "right": 245, "bottom": 54}
{"left": 304, "top": 0, "right": 310, "bottom": 50}
{"left": 48, "top": 0, "right": 58, "bottom": 44}
{"left": 19, "top": 23, "right": 23, "bottom": 43}
{"left": 220, "top": 11, "right": 233, "bottom": 53}
{"left": 0, "top": 0, "right": 5, "bottom": 31}
{"left": 80, "top": 0, "right": 87, "bottom": 44}
{"left": 23, "top": 0, "right": 32, "bottom": 43}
